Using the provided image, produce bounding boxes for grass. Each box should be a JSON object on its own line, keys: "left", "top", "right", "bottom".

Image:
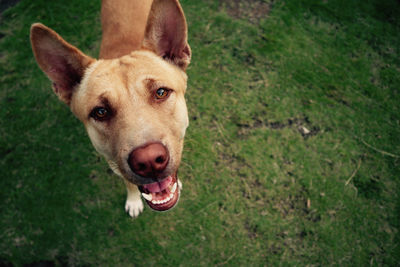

{"left": 1, "top": 0, "right": 399, "bottom": 265}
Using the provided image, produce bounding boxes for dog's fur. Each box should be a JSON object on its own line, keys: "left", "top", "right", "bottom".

{"left": 30, "top": 0, "right": 191, "bottom": 217}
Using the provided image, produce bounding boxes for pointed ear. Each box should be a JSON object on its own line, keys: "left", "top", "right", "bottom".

{"left": 143, "top": 0, "right": 191, "bottom": 71}
{"left": 30, "top": 23, "right": 95, "bottom": 105}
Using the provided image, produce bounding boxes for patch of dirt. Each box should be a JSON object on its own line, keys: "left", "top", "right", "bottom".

{"left": 273, "top": 192, "right": 307, "bottom": 218}
{"left": 220, "top": 0, "right": 272, "bottom": 24}
{"left": 244, "top": 219, "right": 259, "bottom": 239}
{"left": 237, "top": 115, "right": 321, "bottom": 139}
{"left": 326, "top": 85, "right": 351, "bottom": 107}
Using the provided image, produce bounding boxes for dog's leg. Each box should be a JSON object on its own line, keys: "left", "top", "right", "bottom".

{"left": 107, "top": 160, "right": 144, "bottom": 217}
{"left": 123, "top": 179, "right": 144, "bottom": 218}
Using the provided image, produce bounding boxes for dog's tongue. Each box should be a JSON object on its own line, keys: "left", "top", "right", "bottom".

{"left": 142, "top": 176, "right": 173, "bottom": 193}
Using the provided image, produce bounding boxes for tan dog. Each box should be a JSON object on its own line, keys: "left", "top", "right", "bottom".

{"left": 30, "top": 0, "right": 191, "bottom": 217}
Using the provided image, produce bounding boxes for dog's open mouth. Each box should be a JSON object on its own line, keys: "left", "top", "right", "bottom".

{"left": 138, "top": 174, "right": 180, "bottom": 211}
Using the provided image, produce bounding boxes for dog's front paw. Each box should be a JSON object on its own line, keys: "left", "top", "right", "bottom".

{"left": 125, "top": 197, "right": 144, "bottom": 218}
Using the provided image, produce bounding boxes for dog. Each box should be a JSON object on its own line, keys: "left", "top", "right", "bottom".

{"left": 30, "top": 0, "right": 191, "bottom": 217}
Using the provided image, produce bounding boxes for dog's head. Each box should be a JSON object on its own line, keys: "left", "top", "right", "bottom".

{"left": 30, "top": 0, "right": 191, "bottom": 211}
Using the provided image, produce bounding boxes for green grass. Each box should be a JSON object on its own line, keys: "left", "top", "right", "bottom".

{"left": 1, "top": 0, "right": 400, "bottom": 265}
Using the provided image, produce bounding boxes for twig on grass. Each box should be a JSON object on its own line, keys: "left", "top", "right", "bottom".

{"left": 216, "top": 253, "right": 237, "bottom": 266}
{"left": 345, "top": 157, "right": 362, "bottom": 186}
{"left": 181, "top": 160, "right": 194, "bottom": 172}
{"left": 358, "top": 138, "right": 400, "bottom": 158}
{"left": 214, "top": 120, "right": 231, "bottom": 143}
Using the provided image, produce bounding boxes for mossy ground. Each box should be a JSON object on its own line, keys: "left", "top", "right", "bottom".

{"left": 1, "top": 0, "right": 399, "bottom": 265}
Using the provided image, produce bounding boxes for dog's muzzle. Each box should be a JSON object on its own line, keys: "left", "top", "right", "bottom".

{"left": 128, "top": 142, "right": 181, "bottom": 211}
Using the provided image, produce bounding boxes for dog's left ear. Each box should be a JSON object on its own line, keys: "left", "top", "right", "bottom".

{"left": 143, "top": 0, "right": 191, "bottom": 71}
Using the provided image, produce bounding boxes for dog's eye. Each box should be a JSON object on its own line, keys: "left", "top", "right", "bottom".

{"left": 155, "top": 88, "right": 170, "bottom": 100}
{"left": 90, "top": 107, "right": 111, "bottom": 121}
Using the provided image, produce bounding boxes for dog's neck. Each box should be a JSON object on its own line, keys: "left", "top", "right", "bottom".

{"left": 99, "top": 0, "right": 153, "bottom": 59}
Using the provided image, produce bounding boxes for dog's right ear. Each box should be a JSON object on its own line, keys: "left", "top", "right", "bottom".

{"left": 143, "top": 0, "right": 191, "bottom": 71}
{"left": 30, "top": 23, "right": 95, "bottom": 105}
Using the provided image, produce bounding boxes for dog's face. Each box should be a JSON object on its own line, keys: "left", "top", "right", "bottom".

{"left": 30, "top": 0, "right": 191, "bottom": 212}
{"left": 71, "top": 51, "right": 189, "bottom": 185}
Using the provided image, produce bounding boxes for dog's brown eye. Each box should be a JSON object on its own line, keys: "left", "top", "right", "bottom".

{"left": 91, "top": 107, "right": 110, "bottom": 121}
{"left": 155, "top": 88, "right": 169, "bottom": 100}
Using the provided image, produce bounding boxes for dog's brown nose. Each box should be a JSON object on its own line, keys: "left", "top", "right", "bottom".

{"left": 128, "top": 143, "right": 169, "bottom": 178}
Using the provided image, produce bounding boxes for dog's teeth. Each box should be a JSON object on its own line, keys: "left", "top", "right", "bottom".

{"left": 149, "top": 193, "right": 174, "bottom": 205}
{"left": 142, "top": 193, "right": 153, "bottom": 201}
{"left": 171, "top": 182, "right": 177, "bottom": 193}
